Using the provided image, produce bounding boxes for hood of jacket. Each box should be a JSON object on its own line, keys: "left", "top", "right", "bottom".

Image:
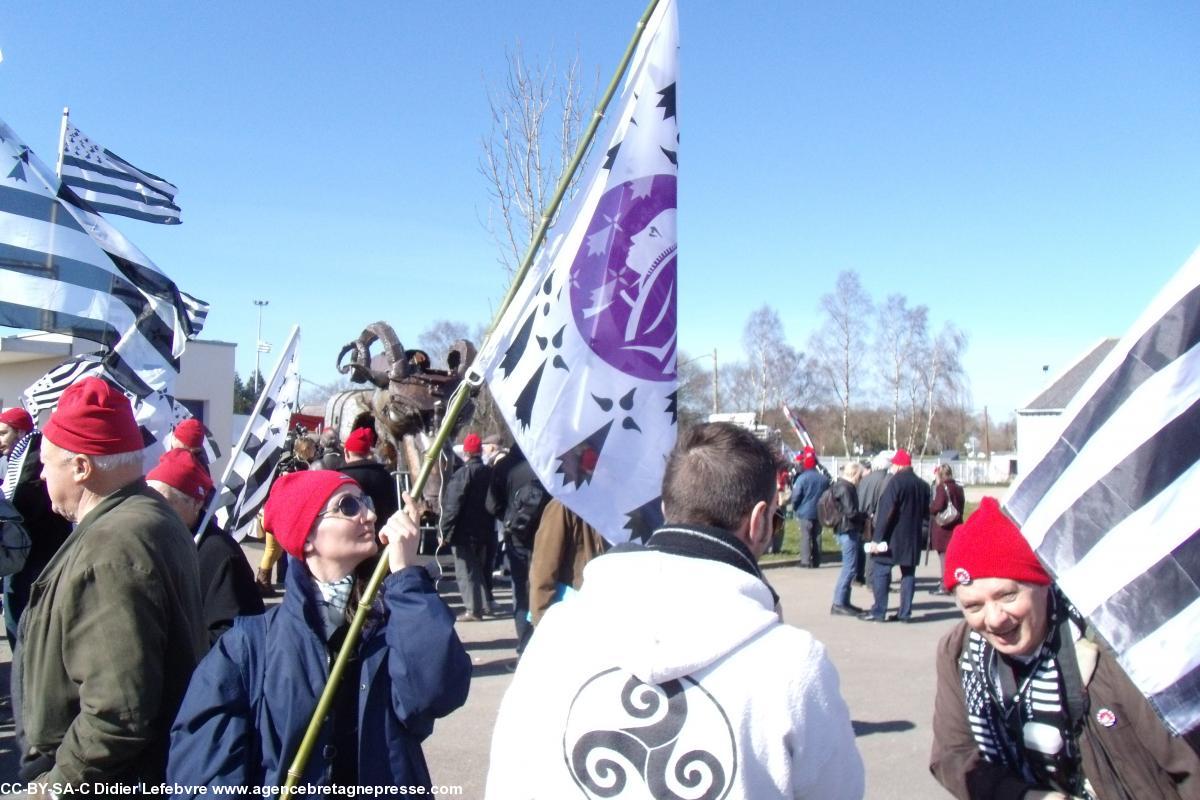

{"left": 571, "top": 546, "right": 780, "bottom": 685}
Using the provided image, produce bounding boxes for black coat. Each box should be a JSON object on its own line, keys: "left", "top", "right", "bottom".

{"left": 196, "top": 522, "right": 265, "bottom": 645}
{"left": 338, "top": 460, "right": 400, "bottom": 530}
{"left": 830, "top": 478, "right": 866, "bottom": 535}
{"left": 440, "top": 456, "right": 493, "bottom": 546}
{"left": 872, "top": 468, "right": 931, "bottom": 567}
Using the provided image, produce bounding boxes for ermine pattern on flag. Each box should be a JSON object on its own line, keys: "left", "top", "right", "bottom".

{"left": 59, "top": 122, "right": 181, "bottom": 225}
{"left": 473, "top": 0, "right": 678, "bottom": 544}
{"left": 1005, "top": 245, "right": 1200, "bottom": 736}
{"left": 211, "top": 329, "right": 301, "bottom": 541}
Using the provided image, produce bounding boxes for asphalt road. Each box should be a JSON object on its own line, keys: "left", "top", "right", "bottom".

{"left": 1, "top": 542, "right": 963, "bottom": 799}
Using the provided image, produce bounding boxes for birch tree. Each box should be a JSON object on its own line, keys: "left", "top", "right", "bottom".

{"left": 809, "top": 271, "right": 872, "bottom": 456}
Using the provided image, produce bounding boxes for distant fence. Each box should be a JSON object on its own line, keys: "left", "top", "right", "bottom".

{"left": 821, "top": 455, "right": 1016, "bottom": 487}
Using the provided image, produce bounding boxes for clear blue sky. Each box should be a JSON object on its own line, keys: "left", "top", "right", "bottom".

{"left": 3, "top": 1, "right": 1197, "bottom": 418}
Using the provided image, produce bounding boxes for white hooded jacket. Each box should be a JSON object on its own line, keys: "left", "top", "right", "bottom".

{"left": 486, "top": 533, "right": 865, "bottom": 799}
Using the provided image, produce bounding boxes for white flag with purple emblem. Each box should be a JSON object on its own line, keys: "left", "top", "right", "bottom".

{"left": 473, "top": 0, "right": 678, "bottom": 544}
{"left": 1005, "top": 245, "right": 1200, "bottom": 736}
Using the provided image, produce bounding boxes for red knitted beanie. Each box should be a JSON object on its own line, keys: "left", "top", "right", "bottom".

{"left": 263, "top": 470, "right": 359, "bottom": 560}
{"left": 173, "top": 418, "right": 205, "bottom": 449}
{"left": 802, "top": 455, "right": 817, "bottom": 470}
{"left": 42, "top": 377, "right": 143, "bottom": 455}
{"left": 943, "top": 496, "right": 1051, "bottom": 591}
{"left": 463, "top": 433, "right": 482, "bottom": 455}
{"left": 892, "top": 449, "right": 912, "bottom": 467}
{"left": 0, "top": 407, "right": 34, "bottom": 433}
{"left": 344, "top": 427, "right": 376, "bottom": 455}
{"left": 147, "top": 448, "right": 213, "bottom": 502}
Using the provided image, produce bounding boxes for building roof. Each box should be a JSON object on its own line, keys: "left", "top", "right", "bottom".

{"left": 1019, "top": 337, "right": 1120, "bottom": 413}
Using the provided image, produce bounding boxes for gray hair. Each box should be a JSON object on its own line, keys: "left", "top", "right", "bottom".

{"left": 842, "top": 461, "right": 863, "bottom": 481}
{"left": 60, "top": 448, "right": 144, "bottom": 472}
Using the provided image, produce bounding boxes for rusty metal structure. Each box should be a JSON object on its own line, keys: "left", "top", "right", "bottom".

{"left": 329, "top": 321, "right": 476, "bottom": 517}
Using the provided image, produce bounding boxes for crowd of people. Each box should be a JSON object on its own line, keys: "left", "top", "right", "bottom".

{"left": 0, "top": 386, "right": 1197, "bottom": 798}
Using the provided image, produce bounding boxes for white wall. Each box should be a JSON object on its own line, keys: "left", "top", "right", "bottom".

{"left": 1016, "top": 411, "right": 1063, "bottom": 478}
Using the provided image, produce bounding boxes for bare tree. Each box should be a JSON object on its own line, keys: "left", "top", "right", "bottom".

{"left": 479, "top": 44, "right": 595, "bottom": 278}
{"left": 874, "top": 294, "right": 929, "bottom": 450}
{"left": 740, "top": 305, "right": 813, "bottom": 421}
{"left": 918, "top": 323, "right": 968, "bottom": 455}
{"left": 417, "top": 320, "right": 475, "bottom": 370}
{"left": 809, "top": 271, "right": 873, "bottom": 456}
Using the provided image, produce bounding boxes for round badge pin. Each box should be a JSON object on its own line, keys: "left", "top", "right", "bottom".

{"left": 954, "top": 567, "right": 972, "bottom": 586}
{"left": 1096, "top": 708, "right": 1117, "bottom": 728}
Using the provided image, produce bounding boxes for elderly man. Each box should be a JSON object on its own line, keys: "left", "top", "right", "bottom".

{"left": 862, "top": 448, "right": 930, "bottom": 622}
{"left": 16, "top": 377, "right": 206, "bottom": 786}
{"left": 147, "top": 448, "right": 264, "bottom": 644}
{"left": 487, "top": 422, "right": 864, "bottom": 799}
{"left": 931, "top": 497, "right": 1200, "bottom": 799}
{"left": 1, "top": 407, "right": 72, "bottom": 647}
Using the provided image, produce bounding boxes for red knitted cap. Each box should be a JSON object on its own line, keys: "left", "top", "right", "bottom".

{"left": 463, "top": 433, "right": 482, "bottom": 455}
{"left": 803, "top": 455, "right": 817, "bottom": 470}
{"left": 344, "top": 427, "right": 376, "bottom": 455}
{"left": 263, "top": 470, "right": 358, "bottom": 560}
{"left": 892, "top": 449, "right": 912, "bottom": 467}
{"left": 0, "top": 407, "right": 34, "bottom": 433}
{"left": 173, "top": 418, "right": 205, "bottom": 449}
{"left": 943, "top": 496, "right": 1051, "bottom": 591}
{"left": 147, "top": 448, "right": 213, "bottom": 502}
{"left": 42, "top": 377, "right": 142, "bottom": 455}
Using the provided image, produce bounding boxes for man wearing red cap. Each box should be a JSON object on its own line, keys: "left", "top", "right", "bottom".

{"left": 861, "top": 448, "right": 930, "bottom": 622}
{"left": 169, "top": 417, "right": 210, "bottom": 470}
{"left": 0, "top": 407, "right": 72, "bottom": 648}
{"left": 441, "top": 433, "right": 496, "bottom": 620}
{"left": 147, "top": 449, "right": 264, "bottom": 644}
{"left": 16, "top": 377, "right": 206, "bottom": 787}
{"left": 789, "top": 451, "right": 830, "bottom": 568}
{"left": 931, "top": 497, "right": 1200, "bottom": 799}
{"left": 337, "top": 426, "right": 399, "bottom": 534}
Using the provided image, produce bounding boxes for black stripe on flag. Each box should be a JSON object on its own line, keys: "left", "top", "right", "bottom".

{"left": 0, "top": 243, "right": 180, "bottom": 367}
{"left": 1086, "top": 529, "right": 1200, "bottom": 652}
{"left": 0, "top": 185, "right": 88, "bottom": 233}
{"left": 1036, "top": 396, "right": 1200, "bottom": 570}
{"left": 0, "top": 301, "right": 124, "bottom": 350}
{"left": 60, "top": 175, "right": 180, "bottom": 210}
{"left": 75, "top": 202, "right": 180, "bottom": 225}
{"left": 101, "top": 148, "right": 176, "bottom": 188}
{"left": 61, "top": 154, "right": 176, "bottom": 195}
{"left": 1148, "top": 661, "right": 1200, "bottom": 738}
{"left": 1009, "top": 282, "right": 1200, "bottom": 521}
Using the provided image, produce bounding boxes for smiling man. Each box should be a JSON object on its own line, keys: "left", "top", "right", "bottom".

{"left": 930, "top": 497, "right": 1200, "bottom": 800}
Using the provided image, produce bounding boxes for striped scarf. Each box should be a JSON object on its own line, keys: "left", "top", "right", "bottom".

{"left": 958, "top": 593, "right": 1090, "bottom": 798}
{"left": 2, "top": 431, "right": 33, "bottom": 502}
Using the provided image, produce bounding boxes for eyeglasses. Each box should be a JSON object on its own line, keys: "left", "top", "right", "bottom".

{"left": 318, "top": 493, "right": 375, "bottom": 520}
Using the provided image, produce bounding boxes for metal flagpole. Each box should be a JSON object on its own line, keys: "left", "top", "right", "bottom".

{"left": 196, "top": 325, "right": 300, "bottom": 541}
{"left": 55, "top": 107, "right": 69, "bottom": 178}
{"left": 282, "top": 0, "right": 665, "bottom": 789}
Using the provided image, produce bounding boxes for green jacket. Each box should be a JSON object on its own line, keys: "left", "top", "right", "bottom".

{"left": 18, "top": 478, "right": 207, "bottom": 787}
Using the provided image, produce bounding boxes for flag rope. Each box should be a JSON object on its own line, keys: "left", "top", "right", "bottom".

{"left": 281, "top": 0, "right": 664, "bottom": 789}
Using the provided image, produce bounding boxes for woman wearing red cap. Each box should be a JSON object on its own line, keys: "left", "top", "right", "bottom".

{"left": 168, "top": 470, "right": 471, "bottom": 791}
{"left": 930, "top": 498, "right": 1200, "bottom": 799}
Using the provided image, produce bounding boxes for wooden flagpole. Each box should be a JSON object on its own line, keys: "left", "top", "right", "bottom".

{"left": 282, "top": 0, "right": 664, "bottom": 790}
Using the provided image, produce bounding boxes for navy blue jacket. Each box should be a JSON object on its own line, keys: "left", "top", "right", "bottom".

{"left": 871, "top": 468, "right": 932, "bottom": 567}
{"left": 790, "top": 467, "right": 830, "bottom": 520}
{"left": 167, "top": 557, "right": 471, "bottom": 792}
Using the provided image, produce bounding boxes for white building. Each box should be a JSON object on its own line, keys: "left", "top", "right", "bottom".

{"left": 0, "top": 332, "right": 236, "bottom": 478}
{"left": 1015, "top": 337, "right": 1118, "bottom": 476}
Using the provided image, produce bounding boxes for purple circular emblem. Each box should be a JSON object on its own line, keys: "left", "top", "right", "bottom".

{"left": 569, "top": 175, "right": 677, "bottom": 381}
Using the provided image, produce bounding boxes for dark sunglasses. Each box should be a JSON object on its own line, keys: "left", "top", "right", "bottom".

{"left": 318, "top": 493, "right": 374, "bottom": 519}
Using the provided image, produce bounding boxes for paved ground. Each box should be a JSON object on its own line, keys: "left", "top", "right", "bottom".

{"left": 1, "top": 540, "right": 965, "bottom": 798}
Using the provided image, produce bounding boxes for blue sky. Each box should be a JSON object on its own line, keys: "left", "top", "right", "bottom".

{"left": 2, "top": 1, "right": 1197, "bottom": 418}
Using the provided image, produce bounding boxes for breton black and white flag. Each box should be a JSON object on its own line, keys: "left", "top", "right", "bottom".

{"left": 59, "top": 121, "right": 181, "bottom": 225}
{"left": 472, "top": 0, "right": 678, "bottom": 544}
{"left": 1006, "top": 245, "right": 1200, "bottom": 736}
{"left": 208, "top": 327, "right": 301, "bottom": 541}
{"left": 0, "top": 117, "right": 203, "bottom": 397}
{"left": 21, "top": 354, "right": 218, "bottom": 473}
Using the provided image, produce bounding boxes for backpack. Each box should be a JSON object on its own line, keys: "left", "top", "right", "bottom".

{"left": 817, "top": 487, "right": 843, "bottom": 529}
{"left": 505, "top": 479, "right": 550, "bottom": 547}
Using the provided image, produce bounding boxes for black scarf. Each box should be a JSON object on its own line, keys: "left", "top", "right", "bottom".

{"left": 958, "top": 590, "right": 1091, "bottom": 798}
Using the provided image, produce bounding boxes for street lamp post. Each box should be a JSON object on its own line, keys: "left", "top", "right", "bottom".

{"left": 253, "top": 300, "right": 269, "bottom": 394}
